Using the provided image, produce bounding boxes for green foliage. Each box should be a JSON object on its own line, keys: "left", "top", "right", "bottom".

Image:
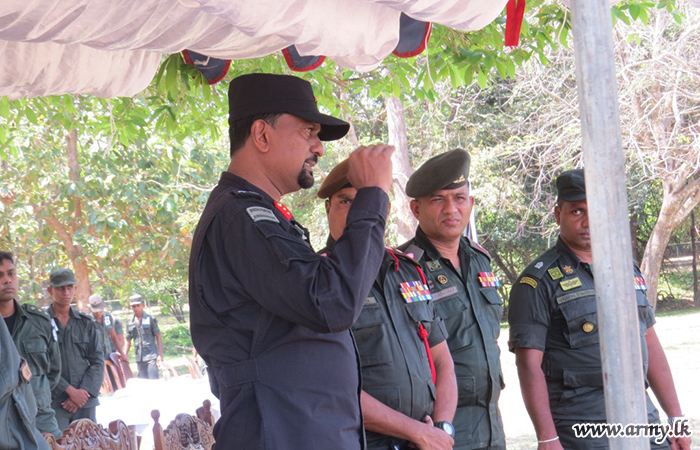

{"left": 161, "top": 324, "right": 194, "bottom": 357}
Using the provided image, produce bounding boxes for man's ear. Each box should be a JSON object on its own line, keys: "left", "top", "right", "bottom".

{"left": 324, "top": 199, "right": 331, "bottom": 216}
{"left": 409, "top": 199, "right": 420, "bottom": 220}
{"left": 554, "top": 206, "right": 561, "bottom": 225}
{"left": 250, "top": 120, "right": 270, "bottom": 153}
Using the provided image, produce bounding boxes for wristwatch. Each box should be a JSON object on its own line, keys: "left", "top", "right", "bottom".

{"left": 434, "top": 421, "right": 455, "bottom": 438}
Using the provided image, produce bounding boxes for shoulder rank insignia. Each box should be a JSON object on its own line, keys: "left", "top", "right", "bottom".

{"left": 478, "top": 272, "right": 501, "bottom": 288}
{"left": 560, "top": 277, "right": 582, "bottom": 291}
{"left": 520, "top": 276, "right": 538, "bottom": 289}
{"left": 548, "top": 267, "right": 564, "bottom": 280}
{"left": 535, "top": 262, "right": 544, "bottom": 269}
{"left": 563, "top": 265, "right": 574, "bottom": 275}
{"left": 399, "top": 281, "right": 432, "bottom": 303}
{"left": 274, "top": 201, "right": 293, "bottom": 221}
{"left": 634, "top": 276, "right": 647, "bottom": 291}
{"left": 247, "top": 206, "right": 279, "bottom": 223}
{"left": 426, "top": 260, "right": 441, "bottom": 272}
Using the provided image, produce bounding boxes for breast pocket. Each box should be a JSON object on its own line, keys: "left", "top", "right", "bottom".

{"left": 22, "top": 339, "right": 49, "bottom": 376}
{"left": 433, "top": 295, "right": 471, "bottom": 350}
{"left": 558, "top": 296, "right": 599, "bottom": 348}
{"left": 352, "top": 302, "right": 392, "bottom": 367}
{"left": 479, "top": 287, "right": 504, "bottom": 340}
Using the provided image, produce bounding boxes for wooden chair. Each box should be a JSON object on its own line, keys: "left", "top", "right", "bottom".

{"left": 160, "top": 362, "right": 179, "bottom": 379}
{"left": 194, "top": 399, "right": 215, "bottom": 428}
{"left": 184, "top": 355, "right": 203, "bottom": 379}
{"left": 44, "top": 418, "right": 133, "bottom": 450}
{"left": 152, "top": 409, "right": 215, "bottom": 450}
{"left": 109, "top": 352, "right": 134, "bottom": 386}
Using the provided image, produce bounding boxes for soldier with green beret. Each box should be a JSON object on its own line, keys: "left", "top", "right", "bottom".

{"left": 318, "top": 159, "right": 458, "bottom": 450}
{"left": 0, "top": 251, "right": 61, "bottom": 443}
{"left": 399, "top": 149, "right": 506, "bottom": 450}
{"left": 508, "top": 169, "right": 689, "bottom": 449}
{"left": 46, "top": 268, "right": 104, "bottom": 430}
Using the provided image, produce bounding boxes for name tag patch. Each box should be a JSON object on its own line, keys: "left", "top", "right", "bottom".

{"left": 431, "top": 285, "right": 458, "bottom": 301}
{"left": 399, "top": 281, "right": 432, "bottom": 303}
{"left": 478, "top": 272, "right": 501, "bottom": 288}
{"left": 556, "top": 289, "right": 596, "bottom": 304}
{"left": 560, "top": 277, "right": 582, "bottom": 291}
{"left": 364, "top": 297, "right": 377, "bottom": 305}
{"left": 247, "top": 206, "right": 279, "bottom": 223}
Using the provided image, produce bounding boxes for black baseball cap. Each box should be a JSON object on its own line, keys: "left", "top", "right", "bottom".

{"left": 556, "top": 169, "right": 586, "bottom": 201}
{"left": 228, "top": 73, "right": 350, "bottom": 141}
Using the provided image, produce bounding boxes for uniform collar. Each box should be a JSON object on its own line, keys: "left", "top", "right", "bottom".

{"left": 219, "top": 172, "right": 275, "bottom": 204}
{"left": 47, "top": 304, "right": 81, "bottom": 319}
{"left": 413, "top": 226, "right": 468, "bottom": 261}
{"left": 13, "top": 299, "right": 28, "bottom": 319}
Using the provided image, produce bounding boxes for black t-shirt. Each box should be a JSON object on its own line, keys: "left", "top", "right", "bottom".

{"left": 3, "top": 307, "right": 18, "bottom": 335}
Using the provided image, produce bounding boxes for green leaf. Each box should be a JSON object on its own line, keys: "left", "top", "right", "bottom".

{"left": 477, "top": 71, "right": 488, "bottom": 89}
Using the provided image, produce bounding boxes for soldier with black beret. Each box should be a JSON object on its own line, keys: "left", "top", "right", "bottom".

{"left": 189, "top": 73, "right": 394, "bottom": 449}
{"left": 508, "top": 169, "right": 689, "bottom": 449}
{"left": 46, "top": 268, "right": 103, "bottom": 431}
{"left": 399, "top": 149, "right": 507, "bottom": 450}
{"left": 318, "top": 159, "right": 458, "bottom": 450}
{"left": 0, "top": 251, "right": 61, "bottom": 441}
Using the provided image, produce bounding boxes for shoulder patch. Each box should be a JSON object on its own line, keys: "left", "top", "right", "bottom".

{"left": 22, "top": 304, "right": 50, "bottom": 320}
{"left": 388, "top": 247, "right": 421, "bottom": 265}
{"left": 523, "top": 247, "right": 561, "bottom": 280}
{"left": 520, "top": 276, "right": 538, "bottom": 289}
{"left": 246, "top": 206, "right": 280, "bottom": 223}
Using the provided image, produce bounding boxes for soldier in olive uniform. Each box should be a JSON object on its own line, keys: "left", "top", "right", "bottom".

{"left": 318, "top": 160, "right": 458, "bottom": 450}
{"left": 508, "top": 169, "right": 690, "bottom": 450}
{"left": 0, "top": 308, "right": 51, "bottom": 450}
{"left": 46, "top": 268, "right": 104, "bottom": 430}
{"left": 0, "top": 252, "right": 62, "bottom": 439}
{"left": 399, "top": 150, "right": 506, "bottom": 450}
{"left": 88, "top": 294, "right": 125, "bottom": 361}
{"left": 125, "top": 294, "right": 162, "bottom": 379}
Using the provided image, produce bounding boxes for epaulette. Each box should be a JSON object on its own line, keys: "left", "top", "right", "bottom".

{"left": 233, "top": 190, "right": 263, "bottom": 200}
{"left": 22, "top": 303, "right": 51, "bottom": 321}
{"left": 78, "top": 310, "right": 96, "bottom": 321}
{"left": 387, "top": 246, "right": 421, "bottom": 265}
{"left": 522, "top": 247, "right": 561, "bottom": 280}
{"left": 400, "top": 243, "right": 425, "bottom": 262}
{"left": 467, "top": 238, "right": 491, "bottom": 260}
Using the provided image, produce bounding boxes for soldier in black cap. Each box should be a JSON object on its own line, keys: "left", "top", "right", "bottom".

{"left": 189, "top": 73, "right": 394, "bottom": 449}
{"left": 318, "top": 159, "right": 458, "bottom": 450}
{"left": 399, "top": 149, "right": 507, "bottom": 450}
{"left": 508, "top": 169, "right": 690, "bottom": 449}
{"left": 46, "top": 268, "right": 103, "bottom": 430}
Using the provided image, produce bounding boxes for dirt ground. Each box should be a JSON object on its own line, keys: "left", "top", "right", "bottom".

{"left": 499, "top": 310, "right": 700, "bottom": 449}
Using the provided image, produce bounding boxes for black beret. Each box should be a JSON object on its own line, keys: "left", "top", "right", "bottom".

{"left": 556, "top": 169, "right": 586, "bottom": 202}
{"left": 406, "top": 149, "right": 470, "bottom": 198}
{"left": 317, "top": 159, "right": 352, "bottom": 199}
{"left": 228, "top": 73, "right": 350, "bottom": 141}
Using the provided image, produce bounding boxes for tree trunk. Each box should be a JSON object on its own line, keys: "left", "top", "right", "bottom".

{"left": 691, "top": 211, "right": 699, "bottom": 308}
{"left": 386, "top": 95, "right": 416, "bottom": 244}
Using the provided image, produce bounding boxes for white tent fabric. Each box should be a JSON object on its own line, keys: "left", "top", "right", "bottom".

{"left": 0, "top": 0, "right": 507, "bottom": 99}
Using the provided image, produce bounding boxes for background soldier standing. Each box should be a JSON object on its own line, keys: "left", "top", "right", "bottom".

{"left": 0, "top": 251, "right": 62, "bottom": 439}
{"left": 400, "top": 149, "right": 506, "bottom": 450}
{"left": 88, "top": 294, "right": 125, "bottom": 362}
{"left": 125, "top": 294, "right": 162, "bottom": 379}
{"left": 46, "top": 268, "right": 104, "bottom": 430}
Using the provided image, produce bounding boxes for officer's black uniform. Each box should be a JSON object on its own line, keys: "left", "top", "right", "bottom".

{"left": 400, "top": 229, "right": 506, "bottom": 450}
{"left": 189, "top": 172, "right": 389, "bottom": 449}
{"left": 509, "top": 238, "right": 670, "bottom": 449}
{"left": 321, "top": 237, "right": 449, "bottom": 450}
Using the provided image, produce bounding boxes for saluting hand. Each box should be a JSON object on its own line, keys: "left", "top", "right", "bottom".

{"left": 347, "top": 144, "right": 394, "bottom": 194}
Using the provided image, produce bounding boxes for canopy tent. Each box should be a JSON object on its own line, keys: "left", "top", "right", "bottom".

{"left": 0, "top": 0, "right": 652, "bottom": 448}
{"left": 0, "top": 0, "right": 510, "bottom": 98}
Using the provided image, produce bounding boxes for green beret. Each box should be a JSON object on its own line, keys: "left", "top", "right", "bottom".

{"left": 49, "top": 268, "right": 76, "bottom": 287}
{"left": 406, "top": 149, "right": 470, "bottom": 198}
{"left": 556, "top": 169, "right": 586, "bottom": 202}
{"left": 317, "top": 159, "right": 352, "bottom": 199}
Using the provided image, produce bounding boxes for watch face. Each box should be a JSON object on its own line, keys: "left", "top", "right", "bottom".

{"left": 439, "top": 421, "right": 455, "bottom": 437}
